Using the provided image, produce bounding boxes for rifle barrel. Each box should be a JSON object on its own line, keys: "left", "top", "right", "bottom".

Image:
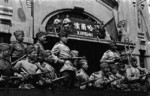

{"left": 52, "top": 75, "right": 68, "bottom": 82}
{"left": 12, "top": 55, "right": 27, "bottom": 65}
{"left": 60, "top": 57, "right": 85, "bottom": 60}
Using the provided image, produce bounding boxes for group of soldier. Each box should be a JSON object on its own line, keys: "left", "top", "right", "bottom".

{"left": 0, "top": 28, "right": 149, "bottom": 91}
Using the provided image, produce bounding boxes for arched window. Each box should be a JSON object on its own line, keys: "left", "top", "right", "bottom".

{"left": 45, "top": 10, "right": 106, "bottom": 39}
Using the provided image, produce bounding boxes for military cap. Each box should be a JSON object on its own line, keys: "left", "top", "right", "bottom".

{"left": 100, "top": 62, "right": 109, "bottom": 68}
{"left": 36, "top": 31, "right": 46, "bottom": 39}
{"left": 0, "top": 43, "right": 11, "bottom": 51}
{"left": 78, "top": 59, "right": 87, "bottom": 65}
{"left": 58, "top": 30, "right": 68, "bottom": 38}
{"left": 26, "top": 45, "right": 36, "bottom": 54}
{"left": 71, "top": 50, "right": 79, "bottom": 57}
{"left": 14, "top": 30, "right": 24, "bottom": 37}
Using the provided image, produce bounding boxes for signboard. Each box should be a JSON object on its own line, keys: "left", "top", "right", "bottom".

{"left": 71, "top": 18, "right": 97, "bottom": 38}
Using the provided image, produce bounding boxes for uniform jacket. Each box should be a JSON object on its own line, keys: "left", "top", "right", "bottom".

{"left": 0, "top": 57, "right": 12, "bottom": 76}
{"left": 10, "top": 41, "right": 25, "bottom": 60}
{"left": 100, "top": 50, "right": 120, "bottom": 63}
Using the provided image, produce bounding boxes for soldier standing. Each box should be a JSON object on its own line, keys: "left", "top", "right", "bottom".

{"left": 10, "top": 30, "right": 25, "bottom": 62}
{"left": 51, "top": 30, "right": 76, "bottom": 88}
{"left": 100, "top": 42, "right": 120, "bottom": 64}
{"left": 53, "top": 15, "right": 62, "bottom": 33}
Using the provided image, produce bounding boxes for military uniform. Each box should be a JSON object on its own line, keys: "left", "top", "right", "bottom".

{"left": 100, "top": 50, "right": 120, "bottom": 64}
{"left": 11, "top": 42, "right": 25, "bottom": 61}
{"left": 126, "top": 66, "right": 142, "bottom": 91}
{"left": 11, "top": 31, "right": 25, "bottom": 62}
{"left": 0, "top": 43, "right": 13, "bottom": 76}
{"left": 34, "top": 32, "right": 46, "bottom": 53}
{"left": 13, "top": 45, "right": 38, "bottom": 74}
{"left": 51, "top": 31, "right": 77, "bottom": 88}
{"left": 89, "top": 71, "right": 113, "bottom": 89}
{"left": 35, "top": 42, "right": 44, "bottom": 51}
{"left": 126, "top": 67, "right": 140, "bottom": 81}
{"left": 37, "top": 50, "right": 57, "bottom": 79}
{"left": 76, "top": 69, "right": 89, "bottom": 89}
{"left": 51, "top": 42, "right": 72, "bottom": 59}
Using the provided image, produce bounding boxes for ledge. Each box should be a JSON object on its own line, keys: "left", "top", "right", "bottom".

{"left": 46, "top": 32, "right": 135, "bottom": 47}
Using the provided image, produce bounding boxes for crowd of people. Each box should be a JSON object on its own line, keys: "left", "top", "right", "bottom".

{"left": 0, "top": 28, "right": 149, "bottom": 91}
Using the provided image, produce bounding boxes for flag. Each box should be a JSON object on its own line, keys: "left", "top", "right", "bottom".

{"left": 26, "top": 0, "right": 32, "bottom": 8}
{"left": 105, "top": 17, "right": 118, "bottom": 40}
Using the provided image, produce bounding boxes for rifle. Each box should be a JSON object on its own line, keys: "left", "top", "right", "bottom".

{"left": 12, "top": 54, "right": 27, "bottom": 65}
{"left": 139, "top": 73, "right": 150, "bottom": 78}
{"left": 29, "top": 71, "right": 51, "bottom": 77}
{"left": 60, "top": 56, "right": 86, "bottom": 60}
{"left": 0, "top": 72, "right": 50, "bottom": 82}
{"left": 52, "top": 75, "right": 68, "bottom": 82}
{"left": 80, "top": 77, "right": 120, "bottom": 86}
{"left": 0, "top": 76, "right": 22, "bottom": 82}
{"left": 80, "top": 79, "right": 96, "bottom": 86}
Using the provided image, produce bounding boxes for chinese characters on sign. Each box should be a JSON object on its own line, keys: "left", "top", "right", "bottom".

{"left": 72, "top": 18, "right": 96, "bottom": 38}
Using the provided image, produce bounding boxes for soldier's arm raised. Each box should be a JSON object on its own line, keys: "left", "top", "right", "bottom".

{"left": 100, "top": 52, "right": 114, "bottom": 63}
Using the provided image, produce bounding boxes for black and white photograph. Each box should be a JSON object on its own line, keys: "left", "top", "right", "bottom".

{"left": 0, "top": 0, "right": 150, "bottom": 96}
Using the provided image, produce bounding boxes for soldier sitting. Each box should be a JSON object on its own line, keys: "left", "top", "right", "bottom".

{"left": 100, "top": 42, "right": 121, "bottom": 65}
{"left": 76, "top": 59, "right": 89, "bottom": 89}
{"left": 53, "top": 15, "right": 62, "bottom": 33}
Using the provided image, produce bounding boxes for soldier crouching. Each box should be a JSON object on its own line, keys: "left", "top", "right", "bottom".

{"left": 88, "top": 63, "right": 112, "bottom": 90}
